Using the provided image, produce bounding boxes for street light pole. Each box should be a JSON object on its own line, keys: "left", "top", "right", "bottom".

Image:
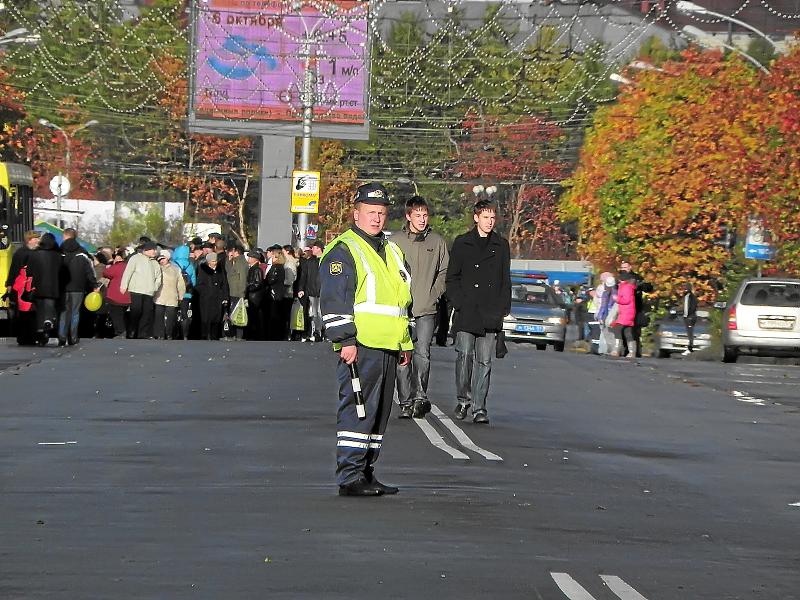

{"left": 39, "top": 118, "right": 99, "bottom": 228}
{"left": 676, "top": 1, "right": 780, "bottom": 52}
{"left": 298, "top": 37, "right": 314, "bottom": 249}
{"left": 294, "top": 3, "right": 324, "bottom": 249}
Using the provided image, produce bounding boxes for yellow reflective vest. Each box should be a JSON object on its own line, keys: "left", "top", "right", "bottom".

{"left": 323, "top": 229, "right": 413, "bottom": 351}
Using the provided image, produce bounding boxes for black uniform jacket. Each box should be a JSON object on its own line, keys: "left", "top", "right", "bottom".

{"left": 446, "top": 227, "right": 511, "bottom": 336}
{"left": 320, "top": 226, "right": 389, "bottom": 349}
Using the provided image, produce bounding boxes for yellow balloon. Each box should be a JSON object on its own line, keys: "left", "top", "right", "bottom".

{"left": 84, "top": 291, "right": 103, "bottom": 312}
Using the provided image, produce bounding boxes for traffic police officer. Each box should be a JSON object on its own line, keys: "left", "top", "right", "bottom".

{"left": 320, "top": 182, "right": 413, "bottom": 497}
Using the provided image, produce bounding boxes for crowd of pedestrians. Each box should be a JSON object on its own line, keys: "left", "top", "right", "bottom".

{"left": 4, "top": 229, "right": 327, "bottom": 346}
{"left": 570, "top": 260, "right": 656, "bottom": 358}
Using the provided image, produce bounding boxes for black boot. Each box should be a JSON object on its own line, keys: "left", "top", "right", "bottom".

{"left": 338, "top": 478, "right": 383, "bottom": 497}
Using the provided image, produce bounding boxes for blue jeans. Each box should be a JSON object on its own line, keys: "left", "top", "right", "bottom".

{"left": 396, "top": 314, "right": 436, "bottom": 405}
{"left": 58, "top": 291, "right": 84, "bottom": 343}
{"left": 455, "top": 330, "right": 495, "bottom": 415}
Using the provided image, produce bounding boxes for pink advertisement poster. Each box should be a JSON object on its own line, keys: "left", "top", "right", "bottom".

{"left": 194, "top": 0, "right": 368, "bottom": 124}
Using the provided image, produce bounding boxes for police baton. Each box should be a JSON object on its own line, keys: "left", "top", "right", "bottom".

{"left": 349, "top": 362, "right": 366, "bottom": 420}
{"left": 333, "top": 342, "right": 366, "bottom": 420}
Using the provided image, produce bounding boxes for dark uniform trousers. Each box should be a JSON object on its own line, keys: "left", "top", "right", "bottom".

{"left": 335, "top": 345, "right": 398, "bottom": 486}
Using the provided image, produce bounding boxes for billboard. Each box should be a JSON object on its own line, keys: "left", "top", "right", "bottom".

{"left": 190, "top": 0, "right": 369, "bottom": 138}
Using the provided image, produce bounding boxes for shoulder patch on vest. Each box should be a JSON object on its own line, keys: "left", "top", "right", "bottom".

{"left": 329, "top": 261, "right": 343, "bottom": 275}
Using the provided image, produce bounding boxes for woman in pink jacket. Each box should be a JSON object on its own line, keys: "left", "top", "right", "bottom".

{"left": 613, "top": 271, "right": 638, "bottom": 357}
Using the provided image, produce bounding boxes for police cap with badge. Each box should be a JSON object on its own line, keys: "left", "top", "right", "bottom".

{"left": 353, "top": 182, "right": 391, "bottom": 205}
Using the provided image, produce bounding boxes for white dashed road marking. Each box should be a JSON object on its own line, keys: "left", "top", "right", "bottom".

{"left": 732, "top": 390, "right": 766, "bottom": 406}
{"left": 551, "top": 573, "right": 597, "bottom": 599}
{"left": 789, "top": 501, "right": 800, "bottom": 507}
{"left": 551, "top": 573, "right": 650, "bottom": 600}
{"left": 600, "top": 574, "right": 650, "bottom": 600}
{"left": 429, "top": 403, "right": 503, "bottom": 461}
{"left": 37, "top": 441, "right": 78, "bottom": 446}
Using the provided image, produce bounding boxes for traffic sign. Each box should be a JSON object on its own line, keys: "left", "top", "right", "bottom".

{"left": 290, "top": 170, "right": 320, "bottom": 214}
{"left": 49, "top": 175, "right": 71, "bottom": 198}
{"left": 744, "top": 218, "right": 775, "bottom": 260}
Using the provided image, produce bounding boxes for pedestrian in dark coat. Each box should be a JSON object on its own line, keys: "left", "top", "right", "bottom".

{"left": 681, "top": 281, "right": 699, "bottom": 355}
{"left": 445, "top": 200, "right": 511, "bottom": 424}
{"left": 446, "top": 220, "right": 511, "bottom": 336}
{"left": 263, "top": 247, "right": 286, "bottom": 340}
{"left": 245, "top": 251, "right": 266, "bottom": 340}
{"left": 59, "top": 237, "right": 97, "bottom": 345}
{"left": 28, "top": 232, "right": 63, "bottom": 344}
{"left": 298, "top": 240, "right": 323, "bottom": 341}
{"left": 195, "top": 253, "right": 229, "bottom": 340}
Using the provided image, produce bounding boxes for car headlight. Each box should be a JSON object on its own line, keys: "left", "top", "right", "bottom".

{"left": 503, "top": 314, "right": 516, "bottom": 322}
{"left": 697, "top": 333, "right": 711, "bottom": 340}
{"left": 659, "top": 330, "right": 675, "bottom": 337}
{"left": 545, "top": 317, "right": 565, "bottom": 325}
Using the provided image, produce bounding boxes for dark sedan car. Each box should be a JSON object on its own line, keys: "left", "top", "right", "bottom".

{"left": 502, "top": 280, "right": 568, "bottom": 351}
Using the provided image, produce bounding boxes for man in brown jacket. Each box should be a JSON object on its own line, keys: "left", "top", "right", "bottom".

{"left": 392, "top": 197, "right": 449, "bottom": 419}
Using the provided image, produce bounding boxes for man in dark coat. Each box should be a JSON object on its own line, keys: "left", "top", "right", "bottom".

{"left": 681, "top": 281, "right": 699, "bottom": 355}
{"left": 4, "top": 230, "right": 40, "bottom": 345}
{"left": 445, "top": 199, "right": 511, "bottom": 424}
{"left": 297, "top": 239, "right": 323, "bottom": 341}
{"left": 195, "top": 252, "right": 229, "bottom": 340}
{"left": 28, "top": 233, "right": 63, "bottom": 345}
{"left": 59, "top": 237, "right": 97, "bottom": 346}
{"left": 244, "top": 250, "right": 265, "bottom": 340}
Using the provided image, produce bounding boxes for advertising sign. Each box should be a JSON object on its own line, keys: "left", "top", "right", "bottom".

{"left": 193, "top": 0, "right": 368, "bottom": 126}
{"left": 744, "top": 218, "right": 775, "bottom": 260}
{"left": 291, "top": 170, "right": 320, "bottom": 214}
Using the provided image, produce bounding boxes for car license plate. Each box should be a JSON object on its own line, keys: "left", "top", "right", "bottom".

{"left": 759, "top": 318, "right": 795, "bottom": 330}
{"left": 516, "top": 324, "right": 544, "bottom": 333}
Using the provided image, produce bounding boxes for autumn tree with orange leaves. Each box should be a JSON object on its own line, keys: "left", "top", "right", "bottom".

{"left": 448, "top": 113, "right": 573, "bottom": 258}
{"left": 562, "top": 45, "right": 800, "bottom": 302}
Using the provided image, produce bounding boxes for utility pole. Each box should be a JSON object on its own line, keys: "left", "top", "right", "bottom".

{"left": 298, "top": 36, "right": 315, "bottom": 249}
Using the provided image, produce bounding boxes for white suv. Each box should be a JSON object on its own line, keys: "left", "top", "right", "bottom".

{"left": 722, "top": 278, "right": 800, "bottom": 363}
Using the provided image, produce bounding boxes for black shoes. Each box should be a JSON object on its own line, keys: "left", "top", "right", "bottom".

{"left": 370, "top": 478, "right": 399, "bottom": 495}
{"left": 412, "top": 399, "right": 431, "bottom": 419}
{"left": 473, "top": 412, "right": 490, "bottom": 424}
{"left": 398, "top": 404, "right": 413, "bottom": 419}
{"left": 399, "top": 400, "right": 431, "bottom": 419}
{"left": 454, "top": 404, "right": 468, "bottom": 420}
{"left": 338, "top": 479, "right": 383, "bottom": 497}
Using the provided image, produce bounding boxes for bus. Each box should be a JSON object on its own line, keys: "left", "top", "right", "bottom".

{"left": 0, "top": 162, "right": 35, "bottom": 318}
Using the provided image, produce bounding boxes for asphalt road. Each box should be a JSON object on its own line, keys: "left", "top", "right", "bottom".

{"left": 1, "top": 339, "right": 798, "bottom": 599}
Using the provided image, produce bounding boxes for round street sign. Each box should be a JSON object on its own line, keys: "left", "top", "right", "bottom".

{"left": 49, "top": 175, "right": 71, "bottom": 198}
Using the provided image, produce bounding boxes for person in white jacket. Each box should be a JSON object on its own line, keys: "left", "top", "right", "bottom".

{"left": 120, "top": 242, "right": 162, "bottom": 339}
